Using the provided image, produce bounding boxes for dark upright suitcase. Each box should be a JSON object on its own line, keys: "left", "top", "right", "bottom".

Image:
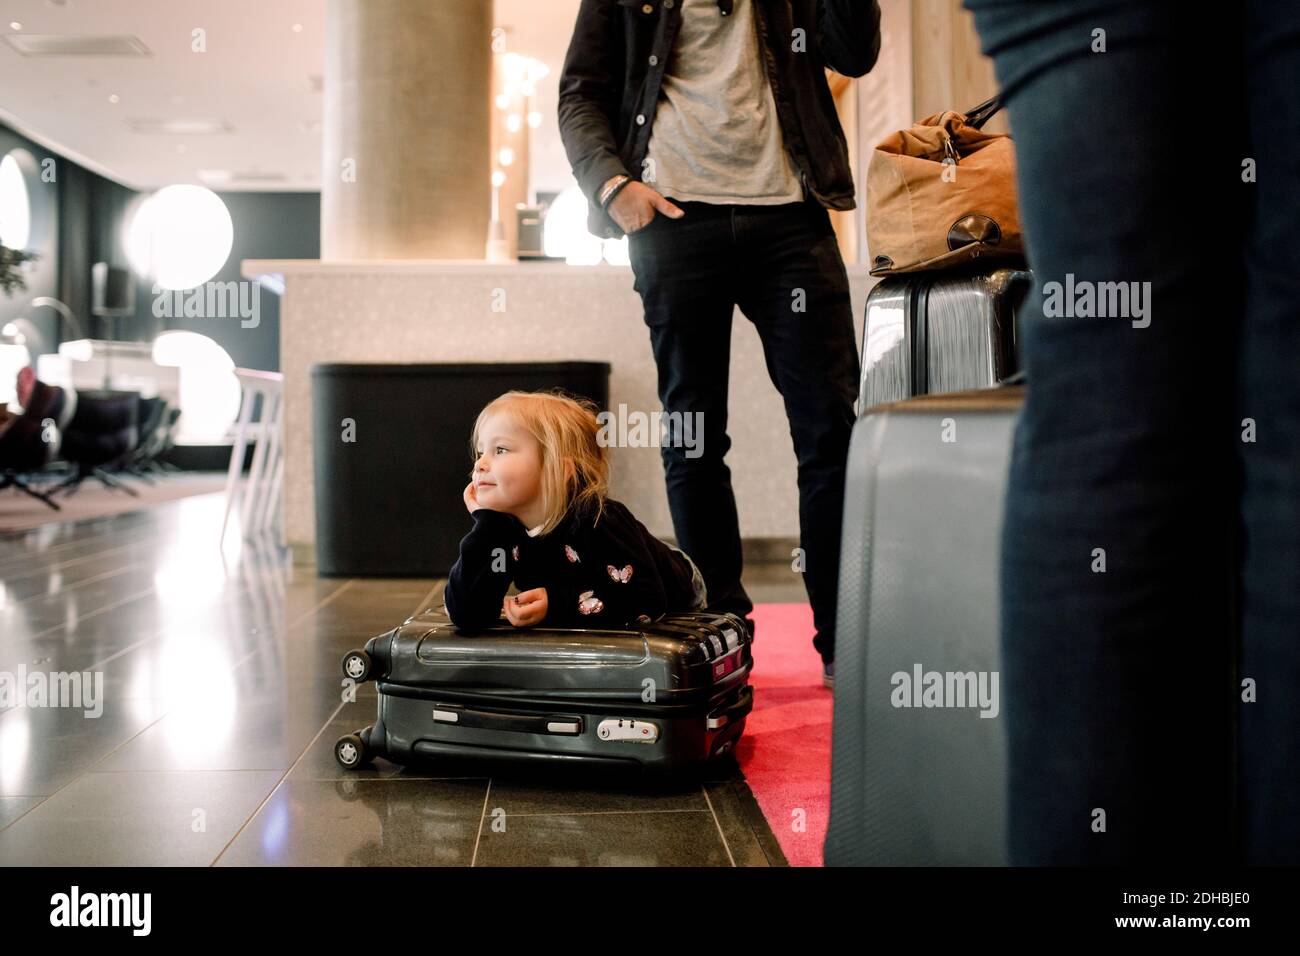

{"left": 824, "top": 387, "right": 1022, "bottom": 865}
{"left": 859, "top": 267, "right": 1030, "bottom": 409}
{"left": 336, "top": 607, "right": 754, "bottom": 776}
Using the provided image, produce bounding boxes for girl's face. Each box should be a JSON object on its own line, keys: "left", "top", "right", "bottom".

{"left": 472, "top": 411, "right": 544, "bottom": 521}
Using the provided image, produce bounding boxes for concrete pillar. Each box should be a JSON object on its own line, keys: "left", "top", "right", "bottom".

{"left": 321, "top": 0, "right": 492, "bottom": 260}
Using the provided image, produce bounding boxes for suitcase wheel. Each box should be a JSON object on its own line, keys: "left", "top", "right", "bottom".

{"left": 341, "top": 649, "right": 371, "bottom": 683}
{"left": 334, "top": 733, "right": 369, "bottom": 770}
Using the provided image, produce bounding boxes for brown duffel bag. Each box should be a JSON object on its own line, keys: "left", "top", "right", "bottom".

{"left": 866, "top": 95, "right": 1023, "bottom": 277}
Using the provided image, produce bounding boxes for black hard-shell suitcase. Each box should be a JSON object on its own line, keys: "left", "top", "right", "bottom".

{"left": 824, "top": 387, "right": 1022, "bottom": 865}
{"left": 335, "top": 607, "right": 754, "bottom": 776}
{"left": 859, "top": 267, "right": 1030, "bottom": 409}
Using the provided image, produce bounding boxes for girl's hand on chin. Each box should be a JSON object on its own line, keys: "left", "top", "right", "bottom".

{"left": 503, "top": 588, "right": 548, "bottom": 628}
{"left": 463, "top": 480, "right": 482, "bottom": 514}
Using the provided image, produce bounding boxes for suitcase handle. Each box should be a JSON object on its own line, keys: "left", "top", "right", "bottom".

{"left": 432, "top": 704, "right": 583, "bottom": 736}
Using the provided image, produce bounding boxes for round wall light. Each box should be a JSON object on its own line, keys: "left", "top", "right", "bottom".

{"left": 0, "top": 151, "right": 32, "bottom": 250}
{"left": 151, "top": 330, "right": 241, "bottom": 445}
{"left": 126, "top": 184, "right": 233, "bottom": 290}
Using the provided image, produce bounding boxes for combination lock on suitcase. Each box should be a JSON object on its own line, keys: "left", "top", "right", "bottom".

{"left": 335, "top": 607, "right": 754, "bottom": 776}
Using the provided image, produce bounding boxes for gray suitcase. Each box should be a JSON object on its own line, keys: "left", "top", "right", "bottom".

{"left": 859, "top": 268, "right": 1031, "bottom": 410}
{"left": 824, "top": 386, "right": 1022, "bottom": 865}
{"left": 335, "top": 607, "right": 754, "bottom": 776}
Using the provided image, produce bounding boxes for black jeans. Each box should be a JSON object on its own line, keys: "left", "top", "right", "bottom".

{"left": 964, "top": 0, "right": 1300, "bottom": 864}
{"left": 626, "top": 192, "right": 859, "bottom": 664}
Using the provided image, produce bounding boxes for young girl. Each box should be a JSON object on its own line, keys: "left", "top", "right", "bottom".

{"left": 444, "top": 389, "right": 708, "bottom": 631}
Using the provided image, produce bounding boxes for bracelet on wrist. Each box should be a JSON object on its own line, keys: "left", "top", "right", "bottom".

{"left": 599, "top": 174, "right": 628, "bottom": 203}
{"left": 600, "top": 175, "right": 632, "bottom": 209}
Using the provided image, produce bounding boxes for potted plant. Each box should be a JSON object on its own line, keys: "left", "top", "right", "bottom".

{"left": 0, "top": 236, "right": 38, "bottom": 297}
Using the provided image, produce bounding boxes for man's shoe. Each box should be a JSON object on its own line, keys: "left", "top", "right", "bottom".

{"left": 822, "top": 660, "right": 834, "bottom": 689}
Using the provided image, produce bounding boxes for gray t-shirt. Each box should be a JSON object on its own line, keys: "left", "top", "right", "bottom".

{"left": 642, "top": 0, "right": 805, "bottom": 204}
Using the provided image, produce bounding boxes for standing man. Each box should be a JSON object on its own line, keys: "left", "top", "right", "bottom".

{"left": 558, "top": 0, "right": 882, "bottom": 685}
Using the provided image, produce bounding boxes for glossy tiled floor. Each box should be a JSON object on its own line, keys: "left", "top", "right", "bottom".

{"left": 0, "top": 492, "right": 789, "bottom": 866}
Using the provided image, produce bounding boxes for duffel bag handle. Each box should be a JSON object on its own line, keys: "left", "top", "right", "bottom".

{"left": 964, "top": 94, "right": 1003, "bottom": 130}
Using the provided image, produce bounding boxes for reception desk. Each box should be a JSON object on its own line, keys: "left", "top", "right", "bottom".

{"left": 241, "top": 258, "right": 876, "bottom": 561}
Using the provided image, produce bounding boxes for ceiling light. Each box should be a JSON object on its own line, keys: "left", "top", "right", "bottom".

{"left": 127, "top": 118, "right": 232, "bottom": 135}
{"left": 292, "top": 23, "right": 303, "bottom": 33}
{"left": 5, "top": 34, "right": 151, "bottom": 56}
{"left": 9, "top": 22, "right": 22, "bottom": 31}
{"left": 108, "top": 93, "right": 119, "bottom": 103}
{"left": 227, "top": 171, "right": 286, "bottom": 183}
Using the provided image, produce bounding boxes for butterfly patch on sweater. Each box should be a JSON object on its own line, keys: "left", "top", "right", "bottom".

{"left": 577, "top": 590, "right": 604, "bottom": 615}
{"left": 565, "top": 544, "right": 581, "bottom": 563}
{"left": 607, "top": 564, "right": 633, "bottom": 584}
{"left": 511, "top": 546, "right": 520, "bottom": 562}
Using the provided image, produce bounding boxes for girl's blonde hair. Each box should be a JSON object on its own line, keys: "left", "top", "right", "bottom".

{"left": 469, "top": 389, "right": 609, "bottom": 537}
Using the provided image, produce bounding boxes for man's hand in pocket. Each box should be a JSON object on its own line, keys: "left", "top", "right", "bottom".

{"left": 607, "top": 180, "right": 684, "bottom": 235}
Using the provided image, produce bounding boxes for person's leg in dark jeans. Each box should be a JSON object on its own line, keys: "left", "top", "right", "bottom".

{"left": 964, "top": 0, "right": 1247, "bottom": 863}
{"left": 1239, "top": 0, "right": 1300, "bottom": 865}
{"left": 734, "top": 195, "right": 860, "bottom": 665}
{"left": 626, "top": 200, "right": 756, "bottom": 635}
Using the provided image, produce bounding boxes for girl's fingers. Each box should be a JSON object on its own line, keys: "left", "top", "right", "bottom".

{"left": 501, "top": 591, "right": 545, "bottom": 627}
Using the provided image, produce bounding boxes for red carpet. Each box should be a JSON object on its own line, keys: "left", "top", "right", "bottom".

{"left": 734, "top": 602, "right": 833, "bottom": 867}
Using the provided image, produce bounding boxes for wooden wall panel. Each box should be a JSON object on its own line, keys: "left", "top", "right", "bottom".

{"left": 912, "top": 0, "right": 1007, "bottom": 133}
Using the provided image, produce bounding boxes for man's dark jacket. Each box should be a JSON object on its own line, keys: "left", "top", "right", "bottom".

{"left": 557, "top": 0, "right": 883, "bottom": 239}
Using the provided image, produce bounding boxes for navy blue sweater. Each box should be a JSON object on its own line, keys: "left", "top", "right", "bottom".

{"left": 444, "top": 497, "right": 699, "bottom": 632}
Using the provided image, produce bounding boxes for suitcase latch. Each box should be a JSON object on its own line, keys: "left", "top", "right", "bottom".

{"left": 596, "top": 718, "right": 659, "bottom": 743}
